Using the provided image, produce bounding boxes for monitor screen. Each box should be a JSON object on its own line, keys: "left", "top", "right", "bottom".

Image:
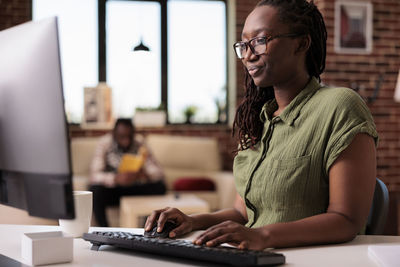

{"left": 0, "top": 17, "right": 75, "bottom": 220}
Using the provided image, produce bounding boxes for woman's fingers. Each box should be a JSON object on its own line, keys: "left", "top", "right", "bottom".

{"left": 169, "top": 222, "right": 191, "bottom": 238}
{"left": 194, "top": 221, "right": 236, "bottom": 244}
{"left": 195, "top": 225, "right": 233, "bottom": 245}
{"left": 204, "top": 232, "right": 239, "bottom": 247}
{"left": 144, "top": 207, "right": 169, "bottom": 231}
{"left": 157, "top": 207, "right": 181, "bottom": 231}
{"left": 146, "top": 207, "right": 192, "bottom": 236}
{"left": 193, "top": 221, "right": 258, "bottom": 250}
{"left": 238, "top": 240, "right": 250, "bottom": 250}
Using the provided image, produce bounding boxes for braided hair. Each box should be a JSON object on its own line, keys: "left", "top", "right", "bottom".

{"left": 233, "top": 0, "right": 327, "bottom": 151}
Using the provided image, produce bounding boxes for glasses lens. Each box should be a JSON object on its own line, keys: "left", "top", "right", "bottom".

{"left": 234, "top": 43, "right": 246, "bottom": 59}
{"left": 251, "top": 37, "right": 267, "bottom": 56}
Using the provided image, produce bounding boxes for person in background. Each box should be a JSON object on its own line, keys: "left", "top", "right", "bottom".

{"left": 89, "top": 118, "right": 166, "bottom": 227}
{"left": 145, "top": 0, "right": 378, "bottom": 250}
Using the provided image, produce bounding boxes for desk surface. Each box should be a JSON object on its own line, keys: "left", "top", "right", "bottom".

{"left": 1, "top": 224, "right": 399, "bottom": 267}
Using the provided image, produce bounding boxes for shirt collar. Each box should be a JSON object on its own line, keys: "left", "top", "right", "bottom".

{"left": 260, "top": 77, "right": 321, "bottom": 125}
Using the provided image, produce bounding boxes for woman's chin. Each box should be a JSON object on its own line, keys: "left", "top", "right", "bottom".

{"left": 252, "top": 77, "right": 272, "bottom": 88}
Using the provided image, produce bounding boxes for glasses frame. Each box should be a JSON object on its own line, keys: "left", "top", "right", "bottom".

{"left": 233, "top": 33, "right": 303, "bottom": 59}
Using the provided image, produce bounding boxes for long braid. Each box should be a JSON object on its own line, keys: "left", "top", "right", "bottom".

{"left": 233, "top": 0, "right": 327, "bottom": 151}
{"left": 233, "top": 69, "right": 273, "bottom": 150}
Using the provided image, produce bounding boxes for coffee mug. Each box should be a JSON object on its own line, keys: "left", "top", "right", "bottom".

{"left": 59, "top": 191, "right": 92, "bottom": 238}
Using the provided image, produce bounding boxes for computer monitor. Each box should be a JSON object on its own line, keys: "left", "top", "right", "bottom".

{"left": 0, "top": 17, "right": 75, "bottom": 220}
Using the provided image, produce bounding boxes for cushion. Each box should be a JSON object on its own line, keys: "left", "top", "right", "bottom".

{"left": 173, "top": 177, "right": 216, "bottom": 191}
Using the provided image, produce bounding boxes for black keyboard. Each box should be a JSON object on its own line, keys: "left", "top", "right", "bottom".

{"left": 83, "top": 231, "right": 285, "bottom": 266}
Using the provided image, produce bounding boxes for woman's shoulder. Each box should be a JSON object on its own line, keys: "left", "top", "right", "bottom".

{"left": 316, "top": 85, "right": 362, "bottom": 101}
{"left": 312, "top": 85, "right": 367, "bottom": 110}
{"left": 308, "top": 84, "right": 375, "bottom": 126}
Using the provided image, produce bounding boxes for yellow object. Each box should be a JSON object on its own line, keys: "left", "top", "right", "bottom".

{"left": 118, "top": 147, "right": 147, "bottom": 173}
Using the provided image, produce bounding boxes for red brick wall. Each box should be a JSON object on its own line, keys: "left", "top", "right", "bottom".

{"left": 0, "top": 0, "right": 31, "bottom": 31}
{"left": 317, "top": 0, "right": 400, "bottom": 192}
{"left": 317, "top": 0, "right": 400, "bottom": 234}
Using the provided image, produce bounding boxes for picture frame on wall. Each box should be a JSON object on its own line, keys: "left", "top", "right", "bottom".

{"left": 334, "top": 1, "right": 373, "bottom": 54}
{"left": 82, "top": 82, "right": 113, "bottom": 129}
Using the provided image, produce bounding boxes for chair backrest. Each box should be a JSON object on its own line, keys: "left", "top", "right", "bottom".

{"left": 366, "top": 178, "right": 389, "bottom": 235}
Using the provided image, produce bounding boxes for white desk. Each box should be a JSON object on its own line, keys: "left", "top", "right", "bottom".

{"left": 1, "top": 224, "right": 399, "bottom": 266}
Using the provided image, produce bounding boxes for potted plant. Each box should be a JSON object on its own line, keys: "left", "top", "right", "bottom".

{"left": 183, "top": 105, "right": 197, "bottom": 124}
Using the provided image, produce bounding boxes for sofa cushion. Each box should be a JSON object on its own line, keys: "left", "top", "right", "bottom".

{"left": 145, "top": 134, "right": 222, "bottom": 171}
{"left": 173, "top": 177, "right": 216, "bottom": 191}
{"left": 70, "top": 137, "right": 99, "bottom": 175}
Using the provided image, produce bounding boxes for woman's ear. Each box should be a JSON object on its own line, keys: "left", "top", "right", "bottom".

{"left": 295, "top": 34, "right": 311, "bottom": 54}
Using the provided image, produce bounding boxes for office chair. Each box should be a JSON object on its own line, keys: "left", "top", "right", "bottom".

{"left": 365, "top": 178, "right": 389, "bottom": 235}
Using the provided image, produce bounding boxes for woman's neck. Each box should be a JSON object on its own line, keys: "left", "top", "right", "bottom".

{"left": 272, "top": 72, "right": 310, "bottom": 117}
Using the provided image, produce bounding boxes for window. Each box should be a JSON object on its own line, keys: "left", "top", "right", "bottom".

{"left": 106, "top": 1, "right": 161, "bottom": 117}
{"left": 168, "top": 0, "right": 227, "bottom": 123}
{"left": 32, "top": 0, "right": 98, "bottom": 123}
{"left": 33, "top": 0, "right": 228, "bottom": 124}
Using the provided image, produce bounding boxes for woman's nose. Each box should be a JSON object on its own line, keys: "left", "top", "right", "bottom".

{"left": 242, "top": 47, "right": 258, "bottom": 61}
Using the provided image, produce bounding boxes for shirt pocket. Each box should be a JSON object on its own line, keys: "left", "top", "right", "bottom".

{"left": 260, "top": 154, "right": 312, "bottom": 210}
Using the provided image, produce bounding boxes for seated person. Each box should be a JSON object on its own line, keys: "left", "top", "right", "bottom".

{"left": 145, "top": 0, "right": 378, "bottom": 250}
{"left": 89, "top": 118, "right": 166, "bottom": 227}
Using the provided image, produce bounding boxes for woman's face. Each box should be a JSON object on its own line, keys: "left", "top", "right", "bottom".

{"left": 241, "top": 5, "right": 302, "bottom": 88}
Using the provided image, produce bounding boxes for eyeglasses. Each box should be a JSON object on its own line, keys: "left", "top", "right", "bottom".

{"left": 233, "top": 33, "right": 303, "bottom": 59}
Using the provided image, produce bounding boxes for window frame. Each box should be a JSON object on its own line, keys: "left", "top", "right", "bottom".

{"left": 98, "top": 0, "right": 229, "bottom": 125}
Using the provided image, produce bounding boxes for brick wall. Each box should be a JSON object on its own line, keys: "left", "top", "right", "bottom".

{"left": 316, "top": 0, "right": 400, "bottom": 234}
{"left": 317, "top": 0, "right": 400, "bottom": 192}
{"left": 0, "top": 0, "right": 31, "bottom": 31}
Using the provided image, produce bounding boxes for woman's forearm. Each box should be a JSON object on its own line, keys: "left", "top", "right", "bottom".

{"left": 262, "top": 211, "right": 360, "bottom": 248}
{"left": 190, "top": 208, "right": 247, "bottom": 231}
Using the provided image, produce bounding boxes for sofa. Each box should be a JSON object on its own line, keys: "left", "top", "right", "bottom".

{"left": 0, "top": 134, "right": 236, "bottom": 226}
{"left": 71, "top": 134, "right": 237, "bottom": 226}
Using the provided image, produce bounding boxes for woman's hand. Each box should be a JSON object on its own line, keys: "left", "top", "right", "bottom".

{"left": 193, "top": 220, "right": 269, "bottom": 251}
{"left": 144, "top": 207, "right": 195, "bottom": 238}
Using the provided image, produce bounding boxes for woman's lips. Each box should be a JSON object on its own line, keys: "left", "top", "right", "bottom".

{"left": 248, "top": 66, "right": 262, "bottom": 76}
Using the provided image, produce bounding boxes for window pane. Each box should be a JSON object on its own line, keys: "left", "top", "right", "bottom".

{"left": 106, "top": 1, "right": 161, "bottom": 118}
{"left": 168, "top": 0, "right": 227, "bottom": 123}
{"left": 33, "top": 0, "right": 98, "bottom": 123}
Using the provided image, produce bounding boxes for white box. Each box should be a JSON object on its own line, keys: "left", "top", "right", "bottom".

{"left": 21, "top": 231, "right": 73, "bottom": 266}
{"left": 134, "top": 111, "right": 166, "bottom": 127}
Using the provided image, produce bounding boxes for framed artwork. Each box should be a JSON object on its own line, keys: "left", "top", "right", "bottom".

{"left": 82, "top": 82, "right": 113, "bottom": 128}
{"left": 334, "top": 1, "right": 373, "bottom": 54}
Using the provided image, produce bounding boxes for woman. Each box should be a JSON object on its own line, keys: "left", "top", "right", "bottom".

{"left": 145, "top": 0, "right": 378, "bottom": 250}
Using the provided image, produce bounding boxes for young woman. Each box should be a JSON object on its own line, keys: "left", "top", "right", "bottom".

{"left": 145, "top": 0, "right": 378, "bottom": 250}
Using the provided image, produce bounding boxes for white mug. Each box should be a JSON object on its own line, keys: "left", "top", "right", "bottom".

{"left": 59, "top": 191, "right": 92, "bottom": 238}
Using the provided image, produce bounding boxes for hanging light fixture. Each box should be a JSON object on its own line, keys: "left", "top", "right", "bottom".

{"left": 132, "top": 37, "right": 150, "bottom": 52}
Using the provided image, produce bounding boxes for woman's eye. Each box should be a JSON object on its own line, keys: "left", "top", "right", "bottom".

{"left": 254, "top": 38, "right": 266, "bottom": 45}
{"left": 239, "top": 43, "right": 247, "bottom": 51}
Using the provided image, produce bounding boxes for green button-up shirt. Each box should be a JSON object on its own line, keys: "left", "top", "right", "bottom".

{"left": 233, "top": 77, "right": 378, "bottom": 228}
